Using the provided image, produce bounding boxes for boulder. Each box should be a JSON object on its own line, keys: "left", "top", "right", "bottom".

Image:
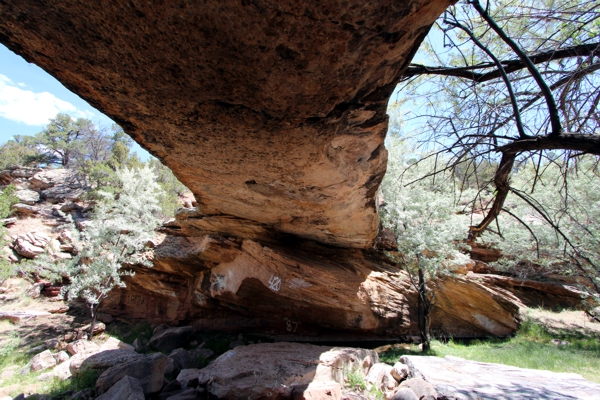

{"left": 67, "top": 339, "right": 101, "bottom": 356}
{"left": 53, "top": 350, "right": 70, "bottom": 363}
{"left": 12, "top": 232, "right": 50, "bottom": 259}
{"left": 31, "top": 350, "right": 57, "bottom": 372}
{"left": 29, "top": 169, "right": 72, "bottom": 189}
{"left": 148, "top": 326, "right": 194, "bottom": 353}
{"left": 53, "top": 360, "right": 73, "bottom": 381}
{"left": 391, "top": 362, "right": 409, "bottom": 382}
{"left": 400, "top": 355, "right": 600, "bottom": 399}
{"left": 42, "top": 185, "right": 85, "bottom": 204}
{"left": 70, "top": 349, "right": 144, "bottom": 376}
{"left": 168, "top": 348, "right": 190, "bottom": 370}
{"left": 14, "top": 189, "right": 40, "bottom": 205}
{"left": 95, "top": 352, "right": 168, "bottom": 395}
{"left": 10, "top": 203, "right": 40, "bottom": 215}
{"left": 301, "top": 381, "right": 342, "bottom": 400}
{"left": 26, "top": 282, "right": 45, "bottom": 299}
{"left": 164, "top": 358, "right": 180, "bottom": 377}
{"left": 100, "top": 337, "right": 135, "bottom": 352}
{"left": 176, "top": 369, "right": 202, "bottom": 388}
{"left": 390, "top": 388, "right": 419, "bottom": 400}
{"left": 132, "top": 338, "right": 147, "bottom": 353}
{"left": 0, "top": 167, "right": 42, "bottom": 184}
{"left": 364, "top": 363, "right": 397, "bottom": 392}
{"left": 398, "top": 378, "right": 437, "bottom": 400}
{"left": 97, "top": 313, "right": 114, "bottom": 324}
{"left": 0, "top": 217, "right": 16, "bottom": 226}
{"left": 181, "top": 343, "right": 376, "bottom": 400}
{"left": 77, "top": 322, "right": 106, "bottom": 337}
{"left": 95, "top": 375, "right": 145, "bottom": 400}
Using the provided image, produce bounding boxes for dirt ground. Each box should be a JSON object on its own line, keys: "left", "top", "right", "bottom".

{"left": 0, "top": 278, "right": 89, "bottom": 350}
{"left": 524, "top": 307, "right": 600, "bottom": 336}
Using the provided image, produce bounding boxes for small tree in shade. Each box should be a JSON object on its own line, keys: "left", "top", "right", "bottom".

{"left": 60, "top": 166, "right": 163, "bottom": 338}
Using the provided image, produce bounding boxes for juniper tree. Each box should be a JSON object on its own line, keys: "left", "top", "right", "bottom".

{"left": 380, "top": 137, "right": 474, "bottom": 351}
{"left": 51, "top": 166, "right": 163, "bottom": 338}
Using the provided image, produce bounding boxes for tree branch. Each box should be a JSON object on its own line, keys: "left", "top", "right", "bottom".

{"left": 402, "top": 42, "right": 600, "bottom": 83}
{"left": 470, "top": 0, "right": 563, "bottom": 136}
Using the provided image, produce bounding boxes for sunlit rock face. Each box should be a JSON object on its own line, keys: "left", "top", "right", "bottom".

{"left": 0, "top": 0, "right": 451, "bottom": 248}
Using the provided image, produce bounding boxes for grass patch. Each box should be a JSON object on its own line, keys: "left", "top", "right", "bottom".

{"left": 380, "top": 317, "right": 600, "bottom": 383}
{"left": 345, "top": 368, "right": 367, "bottom": 391}
{"left": 45, "top": 369, "right": 101, "bottom": 398}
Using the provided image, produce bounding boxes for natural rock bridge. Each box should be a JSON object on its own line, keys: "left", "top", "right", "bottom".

{"left": 0, "top": 0, "right": 526, "bottom": 339}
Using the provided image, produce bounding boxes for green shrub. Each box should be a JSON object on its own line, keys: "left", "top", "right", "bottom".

{"left": 0, "top": 184, "right": 18, "bottom": 219}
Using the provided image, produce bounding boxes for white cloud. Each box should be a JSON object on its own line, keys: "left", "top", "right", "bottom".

{"left": 0, "top": 74, "right": 93, "bottom": 126}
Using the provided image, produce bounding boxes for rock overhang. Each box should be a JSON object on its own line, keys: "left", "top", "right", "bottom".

{"left": 0, "top": 0, "right": 452, "bottom": 247}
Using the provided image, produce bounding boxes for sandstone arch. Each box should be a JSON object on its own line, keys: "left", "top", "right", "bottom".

{"left": 0, "top": 0, "right": 524, "bottom": 338}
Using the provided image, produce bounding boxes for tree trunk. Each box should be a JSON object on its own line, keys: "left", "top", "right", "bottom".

{"left": 88, "top": 302, "right": 100, "bottom": 340}
{"left": 417, "top": 267, "right": 432, "bottom": 352}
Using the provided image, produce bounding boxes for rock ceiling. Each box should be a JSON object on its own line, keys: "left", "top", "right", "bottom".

{"left": 0, "top": 0, "right": 451, "bottom": 247}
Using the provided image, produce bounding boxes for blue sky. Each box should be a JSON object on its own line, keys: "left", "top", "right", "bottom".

{"left": 0, "top": 44, "right": 150, "bottom": 160}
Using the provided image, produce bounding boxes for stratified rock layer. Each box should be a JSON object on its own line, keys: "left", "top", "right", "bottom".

{"left": 0, "top": 0, "right": 451, "bottom": 248}
{"left": 103, "top": 232, "right": 522, "bottom": 339}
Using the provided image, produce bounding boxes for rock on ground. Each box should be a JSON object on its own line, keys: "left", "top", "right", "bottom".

{"left": 67, "top": 339, "right": 101, "bottom": 356}
{"left": 177, "top": 342, "right": 377, "bottom": 400}
{"left": 398, "top": 378, "right": 437, "bottom": 400}
{"left": 390, "top": 387, "right": 419, "bottom": 400}
{"left": 400, "top": 355, "right": 600, "bottom": 399}
{"left": 0, "top": 310, "right": 51, "bottom": 323}
{"left": 30, "top": 350, "right": 57, "bottom": 372}
{"left": 70, "top": 349, "right": 144, "bottom": 376}
{"left": 148, "top": 326, "right": 194, "bottom": 353}
{"left": 95, "top": 352, "right": 168, "bottom": 395}
{"left": 96, "top": 375, "right": 145, "bottom": 400}
{"left": 364, "top": 363, "right": 396, "bottom": 392}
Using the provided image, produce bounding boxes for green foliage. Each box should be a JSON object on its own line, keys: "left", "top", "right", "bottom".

{"left": 0, "top": 330, "right": 21, "bottom": 358}
{"left": 345, "top": 368, "right": 367, "bottom": 391}
{"left": 0, "top": 227, "right": 15, "bottom": 281}
{"left": 28, "top": 166, "right": 164, "bottom": 331}
{"left": 0, "top": 185, "right": 18, "bottom": 279}
{"left": 0, "top": 136, "right": 42, "bottom": 169}
{"left": 0, "top": 184, "right": 18, "bottom": 219}
{"left": 380, "top": 138, "right": 474, "bottom": 276}
{"left": 389, "top": 0, "right": 600, "bottom": 297}
{"left": 45, "top": 369, "right": 101, "bottom": 398}
{"left": 24, "top": 113, "right": 91, "bottom": 167}
{"left": 61, "top": 166, "right": 163, "bottom": 305}
{"left": 147, "top": 157, "right": 189, "bottom": 217}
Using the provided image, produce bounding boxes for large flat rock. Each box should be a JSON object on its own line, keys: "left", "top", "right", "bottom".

{"left": 400, "top": 355, "right": 600, "bottom": 399}
{"left": 0, "top": 0, "right": 451, "bottom": 248}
